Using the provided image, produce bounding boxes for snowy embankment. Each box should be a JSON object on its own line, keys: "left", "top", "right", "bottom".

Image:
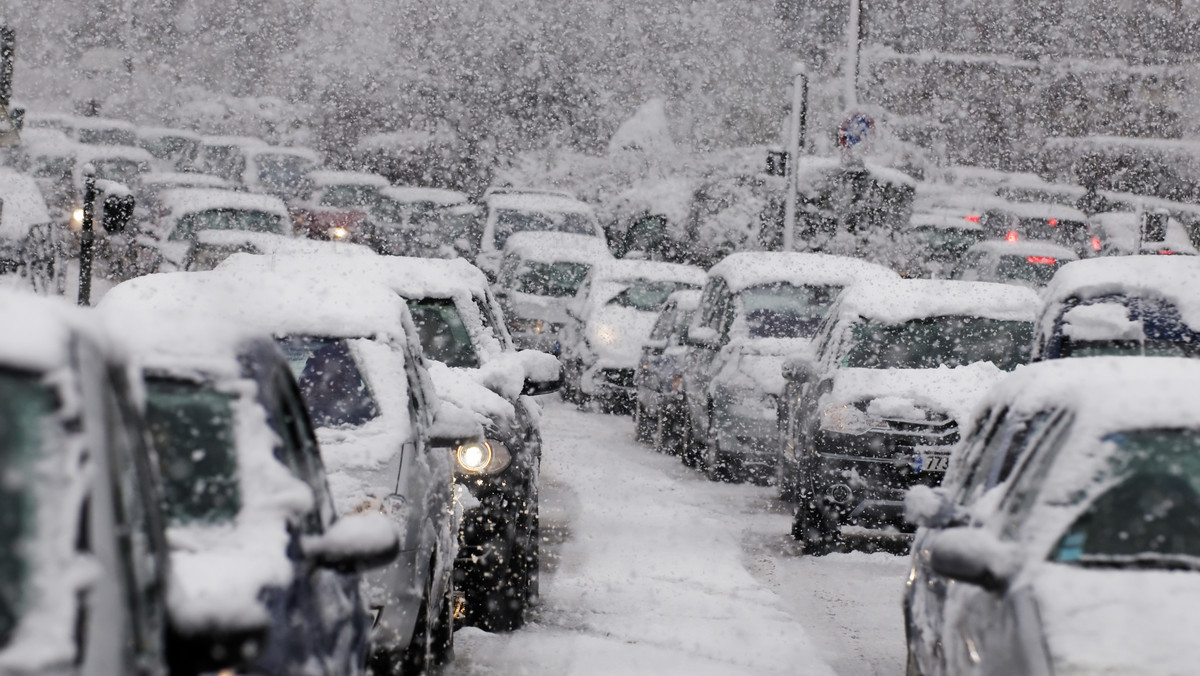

{"left": 449, "top": 399, "right": 838, "bottom": 676}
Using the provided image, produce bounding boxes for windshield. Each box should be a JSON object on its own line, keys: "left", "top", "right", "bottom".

{"left": 1052, "top": 429, "right": 1200, "bottom": 569}
{"left": 77, "top": 128, "right": 137, "bottom": 146}
{"left": 739, "top": 283, "right": 841, "bottom": 339}
{"left": 256, "top": 154, "right": 315, "bottom": 196}
{"left": 994, "top": 255, "right": 1068, "bottom": 287}
{"left": 277, "top": 336, "right": 381, "bottom": 428}
{"left": 516, "top": 261, "right": 591, "bottom": 298}
{"left": 0, "top": 371, "right": 54, "bottom": 650}
{"left": 140, "top": 135, "right": 198, "bottom": 161}
{"left": 493, "top": 208, "right": 597, "bottom": 249}
{"left": 843, "top": 316, "right": 1032, "bottom": 370}
{"left": 92, "top": 158, "right": 146, "bottom": 185}
{"left": 1061, "top": 296, "right": 1199, "bottom": 358}
{"left": 606, "top": 280, "right": 697, "bottom": 312}
{"left": 912, "top": 226, "right": 983, "bottom": 263}
{"left": 170, "top": 208, "right": 285, "bottom": 240}
{"left": 319, "top": 185, "right": 381, "bottom": 209}
{"left": 407, "top": 298, "right": 481, "bottom": 368}
{"left": 144, "top": 378, "right": 241, "bottom": 525}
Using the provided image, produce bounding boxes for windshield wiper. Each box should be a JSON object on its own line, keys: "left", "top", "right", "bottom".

{"left": 1072, "top": 552, "right": 1200, "bottom": 572}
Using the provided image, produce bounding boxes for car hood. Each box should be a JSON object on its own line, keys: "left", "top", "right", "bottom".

{"left": 826, "top": 362, "right": 1005, "bottom": 426}
{"left": 509, "top": 291, "right": 572, "bottom": 325}
{"left": 586, "top": 305, "right": 659, "bottom": 366}
{"left": 1033, "top": 563, "right": 1200, "bottom": 675}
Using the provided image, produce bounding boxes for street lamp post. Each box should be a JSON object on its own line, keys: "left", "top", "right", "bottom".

{"left": 77, "top": 167, "right": 97, "bottom": 306}
{"left": 783, "top": 62, "right": 808, "bottom": 252}
{"left": 845, "top": 0, "right": 862, "bottom": 109}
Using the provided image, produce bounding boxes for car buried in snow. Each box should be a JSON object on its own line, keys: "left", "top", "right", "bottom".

{"left": 679, "top": 251, "right": 897, "bottom": 482}
{"left": 0, "top": 289, "right": 260, "bottom": 676}
{"left": 905, "top": 357, "right": 1200, "bottom": 676}
{"left": 560, "top": 259, "right": 706, "bottom": 414}
{"left": 475, "top": 188, "right": 606, "bottom": 281}
{"left": 107, "top": 264, "right": 478, "bottom": 674}
{"left": 780, "top": 279, "right": 1039, "bottom": 554}
{"left": 633, "top": 288, "right": 701, "bottom": 453}
{"left": 217, "top": 251, "right": 562, "bottom": 633}
{"left": 1033, "top": 256, "right": 1200, "bottom": 361}
{"left": 494, "top": 231, "right": 615, "bottom": 355}
{"left": 144, "top": 187, "right": 297, "bottom": 271}
{"left": 356, "top": 186, "right": 473, "bottom": 258}
{"left": 290, "top": 169, "right": 389, "bottom": 242}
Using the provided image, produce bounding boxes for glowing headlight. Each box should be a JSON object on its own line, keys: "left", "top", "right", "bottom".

{"left": 454, "top": 439, "right": 512, "bottom": 475}
{"left": 592, "top": 323, "right": 620, "bottom": 346}
{"left": 510, "top": 318, "right": 546, "bottom": 334}
{"left": 70, "top": 208, "right": 85, "bottom": 231}
{"left": 329, "top": 226, "right": 349, "bottom": 240}
{"left": 819, "top": 404, "right": 879, "bottom": 436}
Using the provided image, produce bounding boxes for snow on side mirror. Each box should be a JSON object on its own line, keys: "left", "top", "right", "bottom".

{"left": 429, "top": 402, "right": 484, "bottom": 448}
{"left": 904, "top": 485, "right": 960, "bottom": 529}
{"left": 781, "top": 354, "right": 818, "bottom": 382}
{"left": 516, "top": 348, "right": 562, "bottom": 395}
{"left": 686, "top": 326, "right": 721, "bottom": 349}
{"left": 303, "top": 512, "right": 400, "bottom": 573}
{"left": 928, "top": 527, "right": 1019, "bottom": 593}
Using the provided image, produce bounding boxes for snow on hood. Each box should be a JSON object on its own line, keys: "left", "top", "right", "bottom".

{"left": 1041, "top": 256, "right": 1200, "bottom": 332}
{"left": 0, "top": 169, "right": 52, "bottom": 241}
{"left": 826, "top": 362, "right": 1007, "bottom": 427}
{"left": 159, "top": 187, "right": 290, "bottom": 220}
{"left": 1031, "top": 564, "right": 1200, "bottom": 676}
{"left": 502, "top": 231, "right": 615, "bottom": 264}
{"left": 710, "top": 251, "right": 898, "bottom": 293}
{"left": 587, "top": 304, "right": 660, "bottom": 366}
{"left": 838, "top": 279, "right": 1040, "bottom": 324}
{"left": 589, "top": 259, "right": 707, "bottom": 288}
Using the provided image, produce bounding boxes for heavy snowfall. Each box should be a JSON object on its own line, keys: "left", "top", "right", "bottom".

{"left": 2, "top": 2, "right": 1200, "bottom": 676}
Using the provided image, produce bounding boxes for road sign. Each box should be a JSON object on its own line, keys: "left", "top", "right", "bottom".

{"left": 838, "top": 113, "right": 874, "bottom": 150}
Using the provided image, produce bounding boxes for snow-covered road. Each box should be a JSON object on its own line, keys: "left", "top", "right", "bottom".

{"left": 448, "top": 399, "right": 909, "bottom": 676}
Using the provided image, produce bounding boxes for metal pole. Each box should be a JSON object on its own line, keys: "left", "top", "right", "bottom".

{"left": 845, "top": 0, "right": 861, "bottom": 109}
{"left": 783, "top": 63, "right": 808, "bottom": 252}
{"left": 77, "top": 167, "right": 96, "bottom": 306}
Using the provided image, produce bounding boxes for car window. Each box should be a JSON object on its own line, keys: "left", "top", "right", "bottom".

{"left": 841, "top": 316, "right": 1032, "bottom": 371}
{"left": 407, "top": 298, "right": 481, "bottom": 368}
{"left": 170, "top": 208, "right": 285, "bottom": 240}
{"left": 516, "top": 261, "right": 592, "bottom": 298}
{"left": 737, "top": 283, "right": 841, "bottom": 339}
{"left": 606, "top": 280, "right": 696, "bottom": 312}
{"left": 277, "top": 336, "right": 381, "bottom": 428}
{"left": 319, "top": 184, "right": 380, "bottom": 209}
{"left": 997, "top": 411, "right": 1074, "bottom": 539}
{"left": 649, "top": 303, "right": 678, "bottom": 341}
{"left": 492, "top": 208, "right": 597, "bottom": 249}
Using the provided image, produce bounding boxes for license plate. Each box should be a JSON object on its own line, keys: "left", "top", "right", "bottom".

{"left": 914, "top": 453, "right": 950, "bottom": 472}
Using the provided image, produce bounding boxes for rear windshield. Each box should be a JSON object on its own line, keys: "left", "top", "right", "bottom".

{"left": 493, "top": 208, "right": 596, "bottom": 249}
{"left": 516, "top": 261, "right": 591, "bottom": 298}
{"left": 277, "top": 336, "right": 382, "bottom": 427}
{"left": 0, "top": 371, "right": 54, "bottom": 650}
{"left": 843, "top": 316, "right": 1032, "bottom": 371}
{"left": 144, "top": 378, "right": 241, "bottom": 525}
{"left": 606, "top": 280, "right": 697, "bottom": 312}
{"left": 739, "top": 283, "right": 840, "bottom": 339}
{"left": 171, "top": 208, "right": 285, "bottom": 240}
{"left": 407, "top": 299, "right": 480, "bottom": 368}
{"left": 995, "top": 255, "right": 1068, "bottom": 287}
{"left": 77, "top": 128, "right": 137, "bottom": 146}
{"left": 319, "top": 185, "right": 381, "bottom": 209}
{"left": 1060, "top": 295, "right": 1199, "bottom": 358}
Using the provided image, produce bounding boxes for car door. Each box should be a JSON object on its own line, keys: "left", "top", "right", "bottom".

{"left": 683, "top": 277, "right": 730, "bottom": 435}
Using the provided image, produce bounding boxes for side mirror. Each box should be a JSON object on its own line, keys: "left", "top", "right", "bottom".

{"left": 904, "top": 485, "right": 961, "bottom": 529}
{"left": 167, "top": 622, "right": 268, "bottom": 676}
{"left": 302, "top": 512, "right": 400, "bottom": 573}
{"left": 927, "top": 527, "right": 1019, "bottom": 593}
{"left": 686, "top": 326, "right": 721, "bottom": 349}
{"left": 781, "top": 355, "right": 818, "bottom": 382}
{"left": 643, "top": 338, "right": 668, "bottom": 353}
{"left": 516, "top": 348, "right": 563, "bottom": 395}
{"left": 429, "top": 402, "right": 483, "bottom": 448}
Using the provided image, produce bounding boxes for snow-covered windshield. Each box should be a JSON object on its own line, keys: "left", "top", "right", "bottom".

{"left": 319, "top": 185, "right": 381, "bottom": 209}
{"left": 740, "top": 283, "right": 840, "bottom": 339}
{"left": 140, "top": 135, "right": 198, "bottom": 162}
{"left": 994, "top": 255, "right": 1068, "bottom": 287}
{"left": 842, "top": 316, "right": 1032, "bottom": 371}
{"left": 516, "top": 261, "right": 591, "bottom": 298}
{"left": 606, "top": 280, "right": 697, "bottom": 312}
{"left": 494, "top": 208, "right": 596, "bottom": 249}
{"left": 1051, "top": 429, "right": 1200, "bottom": 569}
{"left": 277, "top": 336, "right": 381, "bottom": 428}
{"left": 0, "top": 371, "right": 53, "bottom": 650}
{"left": 407, "top": 299, "right": 480, "bottom": 368}
{"left": 256, "top": 154, "right": 315, "bottom": 197}
{"left": 77, "top": 128, "right": 137, "bottom": 146}
{"left": 170, "top": 209, "right": 286, "bottom": 240}
{"left": 144, "top": 379, "right": 241, "bottom": 525}
{"left": 1061, "top": 295, "right": 1200, "bottom": 358}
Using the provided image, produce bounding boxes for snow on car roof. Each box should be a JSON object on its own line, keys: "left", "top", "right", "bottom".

{"left": 793, "top": 155, "right": 917, "bottom": 189}
{"left": 1088, "top": 211, "right": 1198, "bottom": 255}
{"left": 71, "top": 143, "right": 155, "bottom": 164}
{"left": 248, "top": 145, "right": 320, "bottom": 162}
{"left": 0, "top": 289, "right": 93, "bottom": 372}
{"left": 606, "top": 177, "right": 693, "bottom": 226}
{"left": 307, "top": 170, "right": 390, "bottom": 189}
{"left": 71, "top": 117, "right": 136, "bottom": 132}
{"left": 709, "top": 251, "right": 898, "bottom": 293}
{"left": 1041, "top": 256, "right": 1200, "bottom": 330}
{"left": 486, "top": 191, "right": 594, "bottom": 214}
{"left": 591, "top": 259, "right": 707, "bottom": 286}
{"left": 201, "top": 134, "right": 268, "bottom": 148}
{"left": 502, "top": 231, "right": 614, "bottom": 264}
{"left": 16, "top": 127, "right": 75, "bottom": 151}
{"left": 379, "top": 185, "right": 468, "bottom": 205}
{"left": 0, "top": 169, "right": 52, "bottom": 240}
{"left": 966, "top": 239, "right": 1080, "bottom": 259}
{"left": 141, "top": 172, "right": 233, "bottom": 189}
{"left": 839, "top": 279, "right": 1040, "bottom": 324}
{"left": 157, "top": 188, "right": 289, "bottom": 219}
{"left": 136, "top": 126, "right": 201, "bottom": 141}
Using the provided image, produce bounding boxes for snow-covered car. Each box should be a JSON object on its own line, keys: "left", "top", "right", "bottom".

{"left": 476, "top": 189, "right": 606, "bottom": 280}
{"left": 218, "top": 252, "right": 562, "bottom": 632}
{"left": 100, "top": 277, "right": 407, "bottom": 676}
{"left": 1088, "top": 210, "right": 1199, "bottom": 256}
{"left": 494, "top": 231, "right": 615, "bottom": 354}
{"left": 633, "top": 289, "right": 701, "bottom": 453}
{"left": 561, "top": 259, "right": 706, "bottom": 413}
{"left": 146, "top": 187, "right": 295, "bottom": 271}
{"left": 681, "top": 252, "right": 898, "bottom": 482}
{"left": 781, "top": 279, "right": 1039, "bottom": 553}
{"left": 954, "top": 239, "right": 1079, "bottom": 288}
{"left": 135, "top": 126, "right": 202, "bottom": 172}
{"left": 896, "top": 211, "right": 984, "bottom": 278}
{"left": 191, "top": 134, "right": 268, "bottom": 183}
{"left": 290, "top": 170, "right": 389, "bottom": 241}
{"left": 910, "top": 357, "right": 1200, "bottom": 676}
{"left": 0, "top": 290, "right": 251, "bottom": 676}
{"left": 0, "top": 167, "right": 56, "bottom": 286}
{"left": 357, "top": 186, "right": 473, "bottom": 258}
{"left": 1033, "top": 256, "right": 1200, "bottom": 360}
{"left": 977, "top": 200, "right": 1098, "bottom": 258}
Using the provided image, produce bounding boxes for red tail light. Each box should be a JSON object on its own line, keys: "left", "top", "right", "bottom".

{"left": 1026, "top": 256, "right": 1057, "bottom": 265}
{"left": 964, "top": 214, "right": 981, "bottom": 223}
{"left": 1158, "top": 249, "right": 1178, "bottom": 255}
{"left": 1006, "top": 230, "right": 1019, "bottom": 243}
{"left": 1091, "top": 236, "right": 1102, "bottom": 251}
{"left": 1047, "top": 218, "right": 1059, "bottom": 226}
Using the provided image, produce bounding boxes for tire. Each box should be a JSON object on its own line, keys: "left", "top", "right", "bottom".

{"left": 633, "top": 399, "right": 654, "bottom": 442}
{"left": 653, "top": 405, "right": 681, "bottom": 455}
{"left": 775, "top": 458, "right": 800, "bottom": 502}
{"left": 791, "top": 492, "right": 838, "bottom": 556}
{"left": 680, "top": 414, "right": 702, "bottom": 468}
{"left": 703, "top": 425, "right": 741, "bottom": 483}
{"left": 473, "top": 535, "right": 531, "bottom": 633}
